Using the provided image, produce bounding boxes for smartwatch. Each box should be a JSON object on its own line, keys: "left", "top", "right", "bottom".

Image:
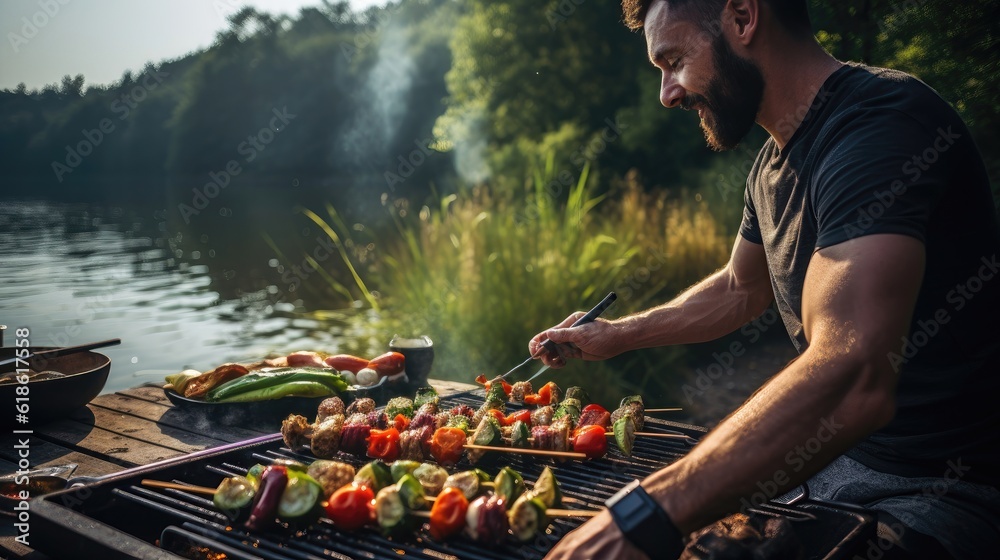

{"left": 605, "top": 479, "right": 685, "bottom": 560}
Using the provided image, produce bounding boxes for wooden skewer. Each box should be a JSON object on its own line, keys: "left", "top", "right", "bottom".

{"left": 546, "top": 509, "right": 601, "bottom": 518}
{"left": 604, "top": 432, "right": 691, "bottom": 439}
{"left": 142, "top": 479, "right": 217, "bottom": 496}
{"left": 645, "top": 408, "right": 683, "bottom": 413}
{"left": 412, "top": 510, "right": 432, "bottom": 518}
{"left": 464, "top": 444, "right": 586, "bottom": 459}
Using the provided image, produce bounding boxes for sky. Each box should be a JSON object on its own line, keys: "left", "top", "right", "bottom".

{"left": 0, "top": 0, "right": 385, "bottom": 90}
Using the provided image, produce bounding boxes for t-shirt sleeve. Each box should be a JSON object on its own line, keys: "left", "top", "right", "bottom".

{"left": 811, "top": 109, "right": 947, "bottom": 249}
{"left": 740, "top": 182, "right": 764, "bottom": 245}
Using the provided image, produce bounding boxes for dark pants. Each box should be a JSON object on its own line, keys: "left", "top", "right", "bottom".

{"left": 805, "top": 455, "right": 1000, "bottom": 559}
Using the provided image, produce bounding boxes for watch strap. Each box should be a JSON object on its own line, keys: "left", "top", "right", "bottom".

{"left": 606, "top": 480, "right": 685, "bottom": 560}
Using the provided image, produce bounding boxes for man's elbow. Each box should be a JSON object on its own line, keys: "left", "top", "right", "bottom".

{"left": 838, "top": 348, "right": 899, "bottom": 430}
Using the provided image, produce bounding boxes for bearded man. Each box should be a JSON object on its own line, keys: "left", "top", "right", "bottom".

{"left": 533, "top": 1, "right": 1000, "bottom": 558}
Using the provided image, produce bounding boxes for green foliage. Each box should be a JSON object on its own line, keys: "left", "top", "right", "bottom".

{"left": 309, "top": 160, "right": 730, "bottom": 402}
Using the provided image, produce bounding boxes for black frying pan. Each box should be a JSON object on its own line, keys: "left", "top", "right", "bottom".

{"left": 0, "top": 346, "right": 112, "bottom": 428}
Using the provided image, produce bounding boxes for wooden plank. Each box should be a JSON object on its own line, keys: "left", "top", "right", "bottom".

{"left": 24, "top": 408, "right": 226, "bottom": 468}
{"left": 0, "top": 434, "right": 122, "bottom": 478}
{"left": 89, "top": 392, "right": 268, "bottom": 442}
{"left": 115, "top": 383, "right": 172, "bottom": 405}
{"left": 66, "top": 405, "right": 233, "bottom": 453}
{"left": 430, "top": 379, "right": 478, "bottom": 398}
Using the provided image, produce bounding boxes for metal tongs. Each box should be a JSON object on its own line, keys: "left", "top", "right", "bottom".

{"left": 498, "top": 292, "right": 617, "bottom": 383}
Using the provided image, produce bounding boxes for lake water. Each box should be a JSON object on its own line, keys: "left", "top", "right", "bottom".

{"left": 0, "top": 183, "right": 381, "bottom": 393}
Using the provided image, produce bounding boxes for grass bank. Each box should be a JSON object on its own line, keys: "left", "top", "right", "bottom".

{"left": 307, "top": 163, "right": 732, "bottom": 405}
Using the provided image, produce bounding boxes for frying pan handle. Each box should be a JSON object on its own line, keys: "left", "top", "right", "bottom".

{"left": 540, "top": 292, "right": 617, "bottom": 356}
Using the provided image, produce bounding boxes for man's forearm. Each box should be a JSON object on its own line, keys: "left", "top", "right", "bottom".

{"left": 614, "top": 266, "right": 773, "bottom": 352}
{"left": 641, "top": 345, "right": 895, "bottom": 532}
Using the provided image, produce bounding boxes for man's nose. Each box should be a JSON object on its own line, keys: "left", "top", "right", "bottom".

{"left": 660, "top": 72, "right": 685, "bottom": 108}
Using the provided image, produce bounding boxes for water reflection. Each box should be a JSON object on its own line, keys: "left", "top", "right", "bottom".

{"left": 0, "top": 195, "right": 363, "bottom": 393}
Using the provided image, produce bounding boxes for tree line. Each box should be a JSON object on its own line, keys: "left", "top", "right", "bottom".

{"left": 1, "top": 0, "right": 996, "bottom": 209}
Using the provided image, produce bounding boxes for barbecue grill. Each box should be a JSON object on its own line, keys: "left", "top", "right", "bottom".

{"left": 29, "top": 391, "right": 874, "bottom": 559}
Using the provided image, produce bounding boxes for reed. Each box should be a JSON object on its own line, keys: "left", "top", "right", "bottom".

{"left": 308, "top": 160, "right": 731, "bottom": 398}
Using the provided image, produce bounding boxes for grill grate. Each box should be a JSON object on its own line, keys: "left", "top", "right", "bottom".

{"left": 30, "top": 391, "right": 871, "bottom": 559}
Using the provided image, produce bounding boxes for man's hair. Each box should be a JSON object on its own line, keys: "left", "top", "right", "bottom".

{"left": 621, "top": 0, "right": 812, "bottom": 37}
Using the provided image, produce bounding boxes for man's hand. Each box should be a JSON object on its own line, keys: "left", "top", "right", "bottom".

{"left": 528, "top": 314, "right": 621, "bottom": 368}
{"left": 543, "top": 510, "right": 647, "bottom": 560}
{"left": 528, "top": 235, "right": 772, "bottom": 368}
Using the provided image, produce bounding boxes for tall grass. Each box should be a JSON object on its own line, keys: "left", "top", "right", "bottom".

{"left": 308, "top": 162, "right": 731, "bottom": 404}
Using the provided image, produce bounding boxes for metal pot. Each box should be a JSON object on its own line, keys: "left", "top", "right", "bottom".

{"left": 0, "top": 346, "right": 111, "bottom": 428}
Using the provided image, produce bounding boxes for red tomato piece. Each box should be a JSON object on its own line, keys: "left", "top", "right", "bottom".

{"left": 429, "top": 427, "right": 467, "bottom": 466}
{"left": 324, "top": 484, "right": 375, "bottom": 530}
{"left": 367, "top": 427, "right": 401, "bottom": 462}
{"left": 504, "top": 409, "right": 532, "bottom": 426}
{"left": 429, "top": 487, "right": 469, "bottom": 540}
{"left": 392, "top": 413, "right": 410, "bottom": 432}
{"left": 486, "top": 409, "right": 507, "bottom": 426}
{"left": 475, "top": 374, "right": 513, "bottom": 396}
{"left": 523, "top": 382, "right": 557, "bottom": 406}
{"left": 572, "top": 424, "right": 608, "bottom": 460}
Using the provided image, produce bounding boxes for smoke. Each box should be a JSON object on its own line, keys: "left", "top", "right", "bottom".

{"left": 339, "top": 23, "right": 415, "bottom": 172}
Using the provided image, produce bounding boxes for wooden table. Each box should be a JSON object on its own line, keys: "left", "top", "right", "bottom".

{"left": 0, "top": 379, "right": 478, "bottom": 559}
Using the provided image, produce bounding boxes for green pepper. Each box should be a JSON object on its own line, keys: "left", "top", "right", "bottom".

{"left": 446, "top": 414, "right": 470, "bottom": 432}
{"left": 510, "top": 420, "right": 530, "bottom": 448}
{"left": 213, "top": 475, "right": 255, "bottom": 522}
{"left": 564, "top": 387, "right": 590, "bottom": 407}
{"left": 390, "top": 460, "right": 421, "bottom": 482}
{"left": 277, "top": 471, "right": 323, "bottom": 525}
{"left": 620, "top": 395, "right": 644, "bottom": 407}
{"left": 494, "top": 467, "right": 525, "bottom": 504}
{"left": 473, "top": 468, "right": 492, "bottom": 483}
{"left": 553, "top": 398, "right": 582, "bottom": 425}
{"left": 355, "top": 460, "right": 394, "bottom": 492}
{"left": 246, "top": 464, "right": 267, "bottom": 489}
{"left": 508, "top": 494, "right": 548, "bottom": 542}
{"left": 385, "top": 397, "right": 414, "bottom": 419}
{"left": 413, "top": 387, "right": 439, "bottom": 409}
{"left": 396, "top": 473, "right": 427, "bottom": 511}
{"left": 207, "top": 369, "right": 347, "bottom": 402}
{"left": 530, "top": 466, "right": 562, "bottom": 508}
{"left": 215, "top": 381, "right": 336, "bottom": 403}
{"left": 613, "top": 413, "right": 637, "bottom": 457}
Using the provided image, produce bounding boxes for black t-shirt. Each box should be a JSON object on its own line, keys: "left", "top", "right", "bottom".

{"left": 741, "top": 63, "right": 1000, "bottom": 484}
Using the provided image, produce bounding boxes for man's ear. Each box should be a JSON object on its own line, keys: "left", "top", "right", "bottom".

{"left": 727, "top": 0, "right": 760, "bottom": 46}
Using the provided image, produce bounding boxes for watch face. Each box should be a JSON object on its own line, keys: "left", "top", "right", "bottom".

{"left": 614, "top": 491, "right": 653, "bottom": 533}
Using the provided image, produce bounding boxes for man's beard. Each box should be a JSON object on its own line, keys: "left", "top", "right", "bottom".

{"left": 682, "top": 35, "right": 765, "bottom": 151}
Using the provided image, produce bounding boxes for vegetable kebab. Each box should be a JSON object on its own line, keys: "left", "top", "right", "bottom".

{"left": 207, "top": 457, "right": 572, "bottom": 545}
